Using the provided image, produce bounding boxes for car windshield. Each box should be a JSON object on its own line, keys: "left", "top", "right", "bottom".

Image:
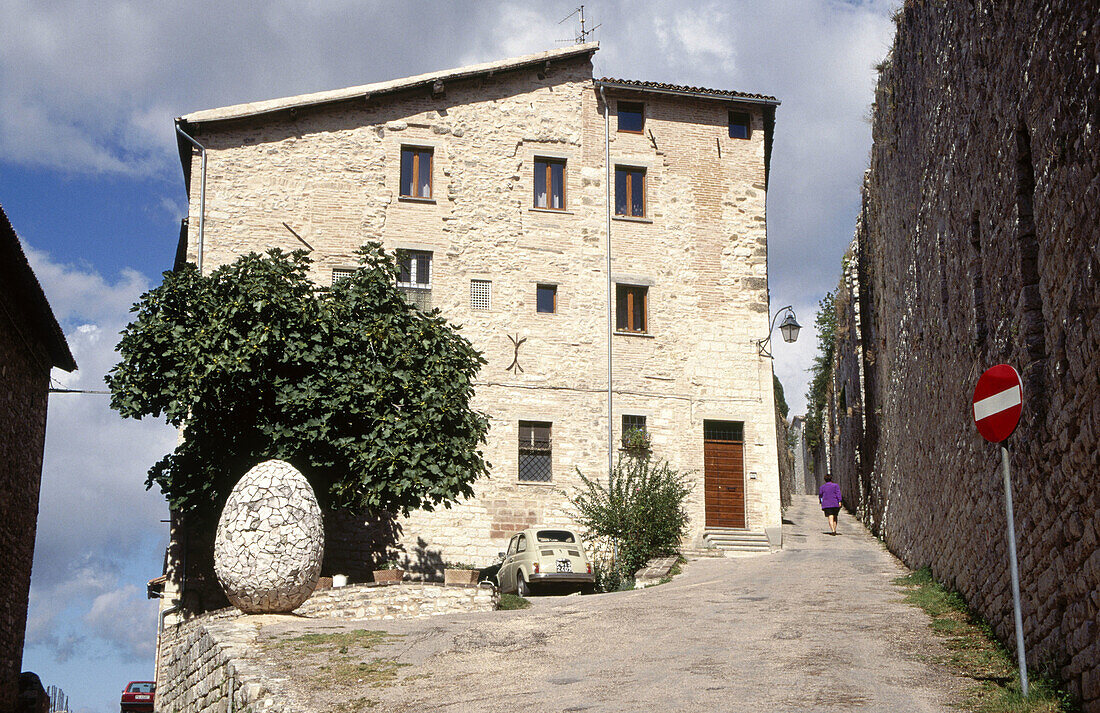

{"left": 127, "top": 683, "right": 154, "bottom": 693}
{"left": 536, "top": 530, "right": 576, "bottom": 543}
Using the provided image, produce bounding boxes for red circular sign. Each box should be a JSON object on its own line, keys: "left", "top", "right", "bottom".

{"left": 972, "top": 364, "right": 1023, "bottom": 443}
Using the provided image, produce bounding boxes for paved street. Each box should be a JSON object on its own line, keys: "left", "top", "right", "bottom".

{"left": 264, "top": 496, "right": 964, "bottom": 712}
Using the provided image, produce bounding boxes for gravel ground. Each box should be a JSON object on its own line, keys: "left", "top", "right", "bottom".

{"left": 254, "top": 496, "right": 966, "bottom": 712}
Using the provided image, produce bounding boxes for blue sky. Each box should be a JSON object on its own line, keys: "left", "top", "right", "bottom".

{"left": 1, "top": 1, "right": 896, "bottom": 710}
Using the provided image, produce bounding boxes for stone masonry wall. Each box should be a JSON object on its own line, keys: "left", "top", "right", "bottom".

{"left": 175, "top": 50, "right": 783, "bottom": 588}
{"left": 0, "top": 281, "right": 51, "bottom": 713}
{"left": 156, "top": 583, "right": 496, "bottom": 712}
{"left": 827, "top": 1, "right": 1100, "bottom": 707}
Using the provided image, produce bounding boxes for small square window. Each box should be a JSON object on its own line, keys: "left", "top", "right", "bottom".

{"left": 534, "top": 158, "right": 566, "bottom": 210}
{"left": 518, "top": 421, "right": 552, "bottom": 482}
{"left": 729, "top": 111, "right": 751, "bottom": 140}
{"left": 536, "top": 284, "right": 557, "bottom": 314}
{"left": 617, "top": 101, "right": 644, "bottom": 133}
{"left": 614, "top": 167, "right": 646, "bottom": 217}
{"left": 616, "top": 284, "right": 648, "bottom": 333}
{"left": 331, "top": 268, "right": 357, "bottom": 285}
{"left": 470, "top": 279, "right": 492, "bottom": 310}
{"left": 400, "top": 146, "right": 433, "bottom": 198}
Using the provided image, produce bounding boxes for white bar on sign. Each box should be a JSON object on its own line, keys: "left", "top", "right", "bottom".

{"left": 974, "top": 385, "right": 1021, "bottom": 421}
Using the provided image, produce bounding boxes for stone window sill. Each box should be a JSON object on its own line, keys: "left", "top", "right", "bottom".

{"left": 517, "top": 480, "right": 556, "bottom": 487}
{"left": 612, "top": 215, "right": 653, "bottom": 224}
{"left": 528, "top": 207, "right": 574, "bottom": 215}
{"left": 398, "top": 196, "right": 436, "bottom": 204}
{"left": 614, "top": 331, "right": 655, "bottom": 339}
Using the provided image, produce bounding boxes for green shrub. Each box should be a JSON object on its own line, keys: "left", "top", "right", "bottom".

{"left": 569, "top": 456, "right": 691, "bottom": 588}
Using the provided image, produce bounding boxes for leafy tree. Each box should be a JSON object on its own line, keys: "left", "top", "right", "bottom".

{"left": 773, "top": 374, "right": 789, "bottom": 420}
{"left": 107, "top": 244, "right": 490, "bottom": 519}
{"left": 804, "top": 290, "right": 837, "bottom": 452}
{"left": 569, "top": 455, "right": 691, "bottom": 589}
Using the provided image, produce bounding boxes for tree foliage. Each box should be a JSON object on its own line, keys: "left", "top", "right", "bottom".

{"left": 773, "top": 374, "right": 789, "bottom": 420}
{"left": 804, "top": 290, "right": 837, "bottom": 452}
{"left": 569, "top": 455, "right": 691, "bottom": 586}
{"left": 107, "top": 244, "right": 490, "bottom": 519}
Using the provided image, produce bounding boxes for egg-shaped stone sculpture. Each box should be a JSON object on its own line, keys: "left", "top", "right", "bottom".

{"left": 214, "top": 459, "right": 324, "bottom": 613}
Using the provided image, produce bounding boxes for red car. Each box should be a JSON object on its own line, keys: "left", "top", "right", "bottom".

{"left": 120, "top": 681, "right": 155, "bottom": 712}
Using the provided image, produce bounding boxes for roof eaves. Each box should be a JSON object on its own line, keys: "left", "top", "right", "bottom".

{"left": 595, "top": 77, "right": 780, "bottom": 106}
{"left": 0, "top": 204, "right": 77, "bottom": 372}
{"left": 178, "top": 42, "right": 599, "bottom": 126}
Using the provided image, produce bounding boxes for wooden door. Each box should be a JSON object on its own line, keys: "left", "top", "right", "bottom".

{"left": 704, "top": 421, "right": 745, "bottom": 528}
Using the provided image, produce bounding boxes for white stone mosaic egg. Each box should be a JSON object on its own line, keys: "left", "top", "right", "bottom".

{"left": 214, "top": 459, "right": 324, "bottom": 613}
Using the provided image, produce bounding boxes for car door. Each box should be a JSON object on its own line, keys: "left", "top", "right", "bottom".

{"left": 500, "top": 536, "right": 518, "bottom": 592}
{"left": 514, "top": 533, "right": 528, "bottom": 586}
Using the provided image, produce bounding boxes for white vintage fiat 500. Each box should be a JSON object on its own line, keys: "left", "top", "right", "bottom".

{"left": 496, "top": 528, "right": 595, "bottom": 596}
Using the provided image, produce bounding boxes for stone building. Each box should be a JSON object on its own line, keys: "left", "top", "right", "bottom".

{"left": 819, "top": 2, "right": 1100, "bottom": 708}
{"left": 164, "top": 43, "right": 785, "bottom": 608}
{"left": 0, "top": 204, "right": 76, "bottom": 711}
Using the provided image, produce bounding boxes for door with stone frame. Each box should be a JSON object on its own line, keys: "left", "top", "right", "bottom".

{"left": 703, "top": 420, "right": 746, "bottom": 528}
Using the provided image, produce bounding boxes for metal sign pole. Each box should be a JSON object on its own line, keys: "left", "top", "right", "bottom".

{"left": 1000, "top": 444, "right": 1029, "bottom": 697}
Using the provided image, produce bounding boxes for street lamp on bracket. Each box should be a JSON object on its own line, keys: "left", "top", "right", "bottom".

{"left": 756, "top": 305, "right": 801, "bottom": 358}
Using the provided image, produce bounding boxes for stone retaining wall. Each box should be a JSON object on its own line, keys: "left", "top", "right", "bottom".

{"left": 823, "top": 1, "right": 1100, "bottom": 708}
{"left": 156, "top": 581, "right": 496, "bottom": 712}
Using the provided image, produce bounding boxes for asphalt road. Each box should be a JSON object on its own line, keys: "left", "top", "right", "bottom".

{"left": 265, "top": 495, "right": 964, "bottom": 712}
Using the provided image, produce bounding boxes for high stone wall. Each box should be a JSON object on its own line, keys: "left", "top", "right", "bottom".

{"left": 826, "top": 1, "right": 1100, "bottom": 708}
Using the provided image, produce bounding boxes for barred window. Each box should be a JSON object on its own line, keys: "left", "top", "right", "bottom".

{"left": 622, "top": 414, "right": 646, "bottom": 437}
{"left": 397, "top": 250, "right": 432, "bottom": 310}
{"left": 470, "top": 279, "right": 491, "bottom": 310}
{"left": 331, "top": 268, "right": 357, "bottom": 285}
{"left": 518, "top": 421, "right": 552, "bottom": 482}
{"left": 703, "top": 420, "right": 744, "bottom": 442}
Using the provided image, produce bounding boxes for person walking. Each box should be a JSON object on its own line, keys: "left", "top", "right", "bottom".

{"left": 819, "top": 474, "right": 842, "bottom": 535}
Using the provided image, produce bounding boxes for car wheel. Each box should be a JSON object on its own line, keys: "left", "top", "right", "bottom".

{"left": 516, "top": 572, "right": 530, "bottom": 597}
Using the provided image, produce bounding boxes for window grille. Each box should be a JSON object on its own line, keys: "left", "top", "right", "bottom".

{"left": 396, "top": 250, "right": 432, "bottom": 309}
{"left": 400, "top": 287, "right": 432, "bottom": 310}
{"left": 622, "top": 414, "right": 646, "bottom": 434}
{"left": 331, "top": 268, "right": 357, "bottom": 285}
{"left": 518, "top": 421, "right": 552, "bottom": 482}
{"left": 470, "top": 279, "right": 491, "bottom": 311}
{"left": 703, "top": 420, "right": 744, "bottom": 442}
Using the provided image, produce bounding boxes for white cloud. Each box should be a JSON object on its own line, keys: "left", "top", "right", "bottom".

{"left": 21, "top": 244, "right": 175, "bottom": 666}
{"left": 83, "top": 585, "right": 158, "bottom": 661}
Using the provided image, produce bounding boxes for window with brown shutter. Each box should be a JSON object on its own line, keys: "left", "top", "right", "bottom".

{"left": 615, "top": 284, "right": 648, "bottom": 333}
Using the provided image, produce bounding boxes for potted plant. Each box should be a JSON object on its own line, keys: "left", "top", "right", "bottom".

{"left": 621, "top": 427, "right": 652, "bottom": 458}
{"left": 443, "top": 562, "right": 481, "bottom": 586}
{"left": 372, "top": 558, "right": 405, "bottom": 584}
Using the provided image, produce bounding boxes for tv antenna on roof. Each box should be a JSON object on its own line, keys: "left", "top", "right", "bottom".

{"left": 557, "top": 5, "right": 600, "bottom": 45}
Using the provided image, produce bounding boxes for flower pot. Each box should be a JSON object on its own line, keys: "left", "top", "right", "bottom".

{"left": 444, "top": 568, "right": 480, "bottom": 586}
{"left": 372, "top": 569, "right": 404, "bottom": 583}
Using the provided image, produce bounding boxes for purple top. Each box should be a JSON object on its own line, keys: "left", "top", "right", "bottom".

{"left": 819, "top": 482, "right": 842, "bottom": 509}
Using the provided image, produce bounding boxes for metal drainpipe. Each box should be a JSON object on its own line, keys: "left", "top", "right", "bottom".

{"left": 175, "top": 124, "right": 207, "bottom": 273}
{"left": 599, "top": 84, "right": 613, "bottom": 475}
{"left": 154, "top": 599, "right": 181, "bottom": 688}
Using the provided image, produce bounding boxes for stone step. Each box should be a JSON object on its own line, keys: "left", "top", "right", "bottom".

{"left": 702, "top": 529, "right": 772, "bottom": 551}
{"left": 681, "top": 548, "right": 726, "bottom": 558}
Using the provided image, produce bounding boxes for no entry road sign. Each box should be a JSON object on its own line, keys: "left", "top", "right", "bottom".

{"left": 973, "top": 364, "right": 1023, "bottom": 443}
